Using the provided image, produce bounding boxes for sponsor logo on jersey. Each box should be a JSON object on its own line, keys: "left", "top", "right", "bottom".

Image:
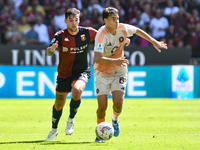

{"left": 81, "top": 34, "right": 86, "bottom": 41}
{"left": 98, "top": 43, "right": 102, "bottom": 51}
{"left": 64, "top": 38, "right": 69, "bottom": 41}
{"left": 119, "top": 37, "right": 124, "bottom": 42}
{"left": 70, "top": 44, "right": 88, "bottom": 53}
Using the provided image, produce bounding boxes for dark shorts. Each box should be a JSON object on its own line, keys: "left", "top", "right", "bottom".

{"left": 56, "top": 70, "right": 91, "bottom": 92}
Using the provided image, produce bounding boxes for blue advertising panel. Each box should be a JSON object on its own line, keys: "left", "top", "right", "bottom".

{"left": 0, "top": 65, "right": 199, "bottom": 99}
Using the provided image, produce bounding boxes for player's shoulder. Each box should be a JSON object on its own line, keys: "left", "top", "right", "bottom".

{"left": 96, "top": 25, "right": 109, "bottom": 36}
{"left": 79, "top": 26, "right": 97, "bottom": 32}
{"left": 54, "top": 29, "right": 66, "bottom": 36}
{"left": 118, "top": 23, "right": 131, "bottom": 30}
{"left": 96, "top": 26, "right": 109, "bottom": 43}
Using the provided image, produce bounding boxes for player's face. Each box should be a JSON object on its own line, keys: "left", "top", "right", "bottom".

{"left": 65, "top": 14, "right": 80, "bottom": 35}
{"left": 105, "top": 14, "right": 119, "bottom": 30}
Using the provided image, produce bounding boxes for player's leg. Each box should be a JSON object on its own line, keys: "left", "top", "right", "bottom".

{"left": 111, "top": 76, "right": 127, "bottom": 137}
{"left": 95, "top": 75, "right": 111, "bottom": 142}
{"left": 46, "top": 91, "right": 68, "bottom": 141}
{"left": 65, "top": 79, "right": 87, "bottom": 135}
{"left": 46, "top": 77, "right": 71, "bottom": 141}
{"left": 66, "top": 70, "right": 90, "bottom": 135}
{"left": 95, "top": 94, "right": 108, "bottom": 142}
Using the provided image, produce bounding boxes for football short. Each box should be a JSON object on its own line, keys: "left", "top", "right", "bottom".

{"left": 95, "top": 74, "right": 127, "bottom": 96}
{"left": 56, "top": 70, "right": 91, "bottom": 92}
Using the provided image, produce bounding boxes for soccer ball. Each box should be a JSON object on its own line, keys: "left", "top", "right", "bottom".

{"left": 95, "top": 122, "right": 114, "bottom": 140}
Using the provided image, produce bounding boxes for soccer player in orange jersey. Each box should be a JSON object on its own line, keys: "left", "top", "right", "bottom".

{"left": 94, "top": 7, "right": 167, "bottom": 142}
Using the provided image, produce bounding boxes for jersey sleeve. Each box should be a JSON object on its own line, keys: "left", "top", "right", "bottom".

{"left": 94, "top": 31, "right": 107, "bottom": 53}
{"left": 88, "top": 27, "right": 97, "bottom": 42}
{"left": 122, "top": 23, "right": 138, "bottom": 37}
{"left": 49, "top": 31, "right": 62, "bottom": 47}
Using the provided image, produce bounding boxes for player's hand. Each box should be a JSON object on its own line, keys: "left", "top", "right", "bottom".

{"left": 50, "top": 41, "right": 58, "bottom": 52}
{"left": 115, "top": 57, "right": 129, "bottom": 66}
{"left": 125, "top": 38, "right": 130, "bottom": 46}
{"left": 153, "top": 41, "right": 168, "bottom": 53}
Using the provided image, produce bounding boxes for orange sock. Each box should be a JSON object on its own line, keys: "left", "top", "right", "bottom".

{"left": 112, "top": 111, "right": 121, "bottom": 121}
{"left": 97, "top": 117, "right": 105, "bottom": 124}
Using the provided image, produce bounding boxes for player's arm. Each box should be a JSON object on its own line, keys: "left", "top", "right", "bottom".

{"left": 46, "top": 41, "right": 58, "bottom": 56}
{"left": 94, "top": 52, "right": 129, "bottom": 66}
{"left": 135, "top": 28, "right": 168, "bottom": 52}
{"left": 46, "top": 32, "right": 62, "bottom": 56}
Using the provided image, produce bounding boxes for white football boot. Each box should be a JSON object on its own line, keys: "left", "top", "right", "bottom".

{"left": 46, "top": 128, "right": 58, "bottom": 141}
{"left": 65, "top": 117, "right": 74, "bottom": 135}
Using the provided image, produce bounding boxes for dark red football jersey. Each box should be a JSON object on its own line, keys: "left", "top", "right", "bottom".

{"left": 50, "top": 27, "right": 97, "bottom": 78}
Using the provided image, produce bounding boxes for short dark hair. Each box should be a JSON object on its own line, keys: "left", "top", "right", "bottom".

{"left": 65, "top": 8, "right": 80, "bottom": 19}
{"left": 102, "top": 7, "right": 118, "bottom": 20}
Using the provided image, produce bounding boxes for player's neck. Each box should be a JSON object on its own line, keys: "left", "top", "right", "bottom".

{"left": 67, "top": 28, "right": 79, "bottom": 36}
{"left": 106, "top": 26, "right": 116, "bottom": 35}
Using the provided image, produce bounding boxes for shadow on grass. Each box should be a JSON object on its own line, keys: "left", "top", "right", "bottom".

{"left": 0, "top": 140, "right": 95, "bottom": 145}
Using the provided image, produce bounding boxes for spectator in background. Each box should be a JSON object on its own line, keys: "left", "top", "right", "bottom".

{"left": 149, "top": 8, "right": 169, "bottom": 40}
{"left": 196, "top": 23, "right": 200, "bottom": 54}
{"left": 164, "top": 0, "right": 179, "bottom": 16}
{"left": 48, "top": 18, "right": 57, "bottom": 40}
{"left": 25, "top": 21, "right": 40, "bottom": 45}
{"left": 189, "top": 23, "right": 199, "bottom": 55}
{"left": 19, "top": 0, "right": 29, "bottom": 14}
{"left": 91, "top": 8, "right": 104, "bottom": 29}
{"left": 188, "top": 8, "right": 200, "bottom": 30}
{"left": 5, "top": 20, "right": 22, "bottom": 44}
{"left": 164, "top": 0, "right": 179, "bottom": 22}
{"left": 174, "top": 24, "right": 190, "bottom": 48}
{"left": 42, "top": 0, "right": 61, "bottom": 25}
{"left": 113, "top": 0, "right": 125, "bottom": 22}
{"left": 54, "top": 6, "right": 67, "bottom": 30}
{"left": 124, "top": 0, "right": 141, "bottom": 23}
{"left": 140, "top": 3, "right": 152, "bottom": 26}
{"left": 0, "top": 0, "right": 4, "bottom": 13}
{"left": 80, "top": 8, "right": 93, "bottom": 27}
{"left": 7, "top": 0, "right": 22, "bottom": 19}
{"left": 88, "top": 0, "right": 104, "bottom": 15}
{"left": 171, "top": 7, "right": 191, "bottom": 34}
{"left": 165, "top": 23, "right": 175, "bottom": 47}
{"left": 25, "top": 0, "right": 45, "bottom": 22}
{"left": 17, "top": 15, "right": 30, "bottom": 34}
{"left": 34, "top": 16, "right": 50, "bottom": 45}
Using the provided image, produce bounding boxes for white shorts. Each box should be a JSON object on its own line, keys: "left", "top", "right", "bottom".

{"left": 95, "top": 74, "right": 127, "bottom": 96}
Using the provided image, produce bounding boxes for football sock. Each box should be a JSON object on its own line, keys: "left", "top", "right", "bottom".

{"left": 97, "top": 117, "right": 105, "bottom": 124}
{"left": 112, "top": 110, "right": 122, "bottom": 121}
{"left": 69, "top": 98, "right": 81, "bottom": 119}
{"left": 52, "top": 105, "right": 63, "bottom": 129}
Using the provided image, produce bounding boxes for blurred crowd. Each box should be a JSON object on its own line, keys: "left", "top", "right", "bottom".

{"left": 0, "top": 0, "right": 200, "bottom": 57}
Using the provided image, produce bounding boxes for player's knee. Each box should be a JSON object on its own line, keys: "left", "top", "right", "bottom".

{"left": 98, "top": 104, "right": 107, "bottom": 112}
{"left": 114, "top": 100, "right": 123, "bottom": 109}
{"left": 54, "top": 102, "right": 64, "bottom": 111}
{"left": 72, "top": 87, "right": 82, "bottom": 99}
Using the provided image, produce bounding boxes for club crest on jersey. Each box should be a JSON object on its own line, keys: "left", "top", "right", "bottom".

{"left": 81, "top": 34, "right": 86, "bottom": 41}
{"left": 119, "top": 37, "right": 124, "bottom": 43}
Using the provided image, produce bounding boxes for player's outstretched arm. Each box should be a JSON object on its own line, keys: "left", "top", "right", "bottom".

{"left": 46, "top": 41, "right": 58, "bottom": 56}
{"left": 135, "top": 28, "right": 168, "bottom": 52}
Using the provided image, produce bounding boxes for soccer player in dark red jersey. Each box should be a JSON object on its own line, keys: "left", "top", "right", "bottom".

{"left": 45, "top": 8, "right": 97, "bottom": 141}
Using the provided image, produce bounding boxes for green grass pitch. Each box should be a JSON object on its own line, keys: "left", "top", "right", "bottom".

{"left": 0, "top": 98, "right": 200, "bottom": 150}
